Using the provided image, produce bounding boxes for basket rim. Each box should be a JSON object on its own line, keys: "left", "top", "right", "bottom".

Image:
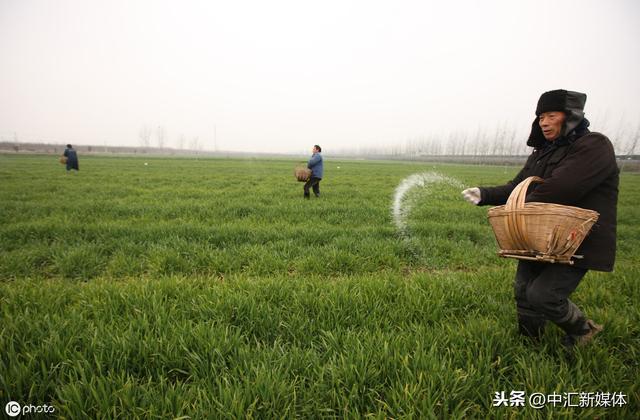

{"left": 488, "top": 203, "right": 599, "bottom": 216}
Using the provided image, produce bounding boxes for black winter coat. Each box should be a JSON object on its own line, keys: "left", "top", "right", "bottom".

{"left": 479, "top": 127, "right": 619, "bottom": 271}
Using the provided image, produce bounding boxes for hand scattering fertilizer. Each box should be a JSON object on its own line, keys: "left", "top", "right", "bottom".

{"left": 391, "top": 173, "right": 598, "bottom": 266}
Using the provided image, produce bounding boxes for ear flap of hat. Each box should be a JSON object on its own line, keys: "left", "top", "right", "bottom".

{"left": 561, "top": 91, "right": 587, "bottom": 136}
{"left": 527, "top": 117, "right": 546, "bottom": 148}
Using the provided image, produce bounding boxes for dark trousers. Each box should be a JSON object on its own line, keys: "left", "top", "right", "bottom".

{"left": 303, "top": 177, "right": 321, "bottom": 197}
{"left": 514, "top": 260, "right": 589, "bottom": 338}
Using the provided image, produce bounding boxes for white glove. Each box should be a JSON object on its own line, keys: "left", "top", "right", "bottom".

{"left": 462, "top": 187, "right": 481, "bottom": 205}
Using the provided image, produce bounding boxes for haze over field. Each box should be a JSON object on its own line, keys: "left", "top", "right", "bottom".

{"left": 1, "top": 0, "right": 639, "bottom": 154}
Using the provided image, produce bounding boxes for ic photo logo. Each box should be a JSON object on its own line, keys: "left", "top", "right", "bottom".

{"left": 5, "top": 401, "right": 56, "bottom": 417}
{"left": 5, "top": 401, "right": 20, "bottom": 417}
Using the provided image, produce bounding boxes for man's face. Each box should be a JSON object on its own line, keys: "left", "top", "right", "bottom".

{"left": 538, "top": 111, "right": 566, "bottom": 141}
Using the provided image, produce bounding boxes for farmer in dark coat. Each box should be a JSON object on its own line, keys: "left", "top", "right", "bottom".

{"left": 462, "top": 90, "right": 619, "bottom": 349}
{"left": 63, "top": 144, "right": 79, "bottom": 172}
{"left": 304, "top": 145, "right": 323, "bottom": 199}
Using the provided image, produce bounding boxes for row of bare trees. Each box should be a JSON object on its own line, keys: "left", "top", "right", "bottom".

{"left": 3, "top": 120, "right": 639, "bottom": 157}
{"left": 335, "top": 122, "right": 640, "bottom": 157}
{"left": 138, "top": 125, "right": 203, "bottom": 151}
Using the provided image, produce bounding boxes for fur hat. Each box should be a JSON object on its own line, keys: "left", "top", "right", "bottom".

{"left": 527, "top": 90, "right": 587, "bottom": 147}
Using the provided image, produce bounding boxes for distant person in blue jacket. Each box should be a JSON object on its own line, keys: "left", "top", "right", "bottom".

{"left": 304, "top": 145, "right": 323, "bottom": 199}
{"left": 63, "top": 144, "right": 79, "bottom": 172}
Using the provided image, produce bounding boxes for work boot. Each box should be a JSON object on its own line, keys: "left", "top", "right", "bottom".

{"left": 561, "top": 319, "right": 603, "bottom": 349}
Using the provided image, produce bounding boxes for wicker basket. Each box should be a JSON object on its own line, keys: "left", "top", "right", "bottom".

{"left": 294, "top": 165, "right": 311, "bottom": 182}
{"left": 487, "top": 176, "right": 599, "bottom": 264}
{"left": 59, "top": 156, "right": 68, "bottom": 164}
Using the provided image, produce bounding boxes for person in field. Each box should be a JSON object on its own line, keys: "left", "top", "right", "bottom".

{"left": 63, "top": 144, "right": 79, "bottom": 172}
{"left": 304, "top": 145, "right": 323, "bottom": 199}
{"left": 462, "top": 90, "right": 619, "bottom": 349}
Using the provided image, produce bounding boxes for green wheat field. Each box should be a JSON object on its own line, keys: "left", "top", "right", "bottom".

{"left": 1, "top": 154, "right": 638, "bottom": 418}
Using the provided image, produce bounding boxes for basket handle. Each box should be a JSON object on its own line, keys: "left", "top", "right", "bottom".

{"left": 504, "top": 176, "right": 544, "bottom": 250}
{"left": 506, "top": 176, "right": 544, "bottom": 211}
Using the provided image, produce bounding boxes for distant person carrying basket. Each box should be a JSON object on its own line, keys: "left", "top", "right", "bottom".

{"left": 304, "top": 145, "right": 323, "bottom": 199}
{"left": 62, "top": 144, "right": 79, "bottom": 172}
{"left": 461, "top": 90, "right": 619, "bottom": 350}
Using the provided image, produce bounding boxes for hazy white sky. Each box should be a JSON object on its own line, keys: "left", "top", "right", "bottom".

{"left": 1, "top": 0, "right": 639, "bottom": 153}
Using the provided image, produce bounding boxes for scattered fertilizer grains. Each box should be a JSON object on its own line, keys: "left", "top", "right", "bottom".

{"left": 1, "top": 154, "right": 638, "bottom": 418}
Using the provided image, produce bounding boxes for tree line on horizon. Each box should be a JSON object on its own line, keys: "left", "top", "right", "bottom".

{"left": 2, "top": 120, "right": 639, "bottom": 158}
